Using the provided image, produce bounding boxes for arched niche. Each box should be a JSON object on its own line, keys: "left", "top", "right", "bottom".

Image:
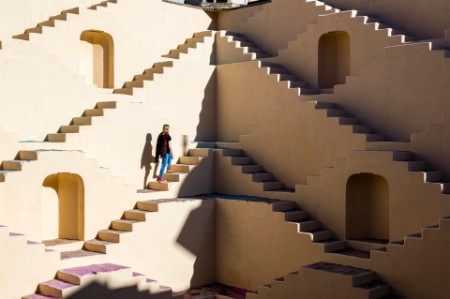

{"left": 80, "top": 30, "right": 114, "bottom": 88}
{"left": 318, "top": 31, "right": 350, "bottom": 89}
{"left": 42, "top": 173, "right": 85, "bottom": 240}
{"left": 346, "top": 173, "right": 389, "bottom": 241}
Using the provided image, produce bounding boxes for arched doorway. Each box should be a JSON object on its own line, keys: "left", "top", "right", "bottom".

{"left": 42, "top": 173, "right": 85, "bottom": 240}
{"left": 346, "top": 173, "right": 389, "bottom": 241}
{"left": 80, "top": 30, "right": 114, "bottom": 88}
{"left": 318, "top": 31, "right": 350, "bottom": 89}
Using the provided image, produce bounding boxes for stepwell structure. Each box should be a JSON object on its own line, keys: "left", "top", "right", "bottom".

{"left": 0, "top": 0, "right": 449, "bottom": 298}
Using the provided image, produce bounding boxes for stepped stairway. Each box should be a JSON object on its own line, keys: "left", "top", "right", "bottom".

{"left": 146, "top": 148, "right": 210, "bottom": 191}
{"left": 371, "top": 216, "right": 450, "bottom": 258}
{"left": 11, "top": 0, "right": 119, "bottom": 42}
{"left": 45, "top": 101, "right": 117, "bottom": 142}
{"left": 0, "top": 101, "right": 116, "bottom": 182}
{"left": 22, "top": 263, "right": 179, "bottom": 299}
{"left": 217, "top": 31, "right": 272, "bottom": 60}
{"left": 219, "top": 147, "right": 295, "bottom": 194}
{"left": 79, "top": 201, "right": 159, "bottom": 255}
{"left": 12, "top": 8, "right": 80, "bottom": 41}
{"left": 161, "top": 30, "right": 214, "bottom": 59}
{"left": 88, "top": 0, "right": 118, "bottom": 10}
{"left": 113, "top": 61, "right": 174, "bottom": 95}
{"left": 247, "top": 262, "right": 403, "bottom": 299}
{"left": 312, "top": 1, "right": 449, "bottom": 56}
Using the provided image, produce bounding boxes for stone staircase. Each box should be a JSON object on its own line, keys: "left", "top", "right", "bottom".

{"left": 247, "top": 262, "right": 401, "bottom": 299}
{"left": 372, "top": 216, "right": 450, "bottom": 258}
{"left": 12, "top": 8, "right": 80, "bottom": 41}
{"left": 218, "top": 31, "right": 271, "bottom": 60}
{"left": 88, "top": 0, "right": 118, "bottom": 10}
{"left": 147, "top": 148, "right": 211, "bottom": 191}
{"left": 63, "top": 200, "right": 159, "bottom": 256}
{"left": 22, "top": 263, "right": 178, "bottom": 299}
{"left": 45, "top": 101, "right": 117, "bottom": 142}
{"left": 219, "top": 147, "right": 295, "bottom": 193}
{"left": 271, "top": 200, "right": 345, "bottom": 252}
{"left": 161, "top": 31, "right": 214, "bottom": 59}
{"left": 0, "top": 101, "right": 116, "bottom": 182}
{"left": 0, "top": 150, "right": 38, "bottom": 183}
{"left": 113, "top": 61, "right": 174, "bottom": 95}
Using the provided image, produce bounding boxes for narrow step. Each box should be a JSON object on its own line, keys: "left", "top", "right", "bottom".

{"left": 1, "top": 160, "right": 23, "bottom": 171}
{"left": 56, "top": 263, "right": 130, "bottom": 285}
{"left": 46, "top": 133, "right": 66, "bottom": 142}
{"left": 235, "top": 164, "right": 262, "bottom": 176}
{"left": 263, "top": 181, "right": 283, "bottom": 191}
{"left": 124, "top": 209, "right": 150, "bottom": 221}
{"left": 96, "top": 101, "right": 116, "bottom": 109}
{"left": 231, "top": 156, "right": 252, "bottom": 165}
{"left": 60, "top": 125, "right": 79, "bottom": 133}
{"left": 83, "top": 109, "right": 103, "bottom": 117}
{"left": 38, "top": 279, "right": 76, "bottom": 298}
{"left": 170, "top": 164, "right": 192, "bottom": 173}
{"left": 179, "top": 156, "right": 201, "bottom": 165}
{"left": 252, "top": 172, "right": 273, "bottom": 182}
{"left": 98, "top": 229, "right": 127, "bottom": 243}
{"left": 17, "top": 150, "right": 37, "bottom": 161}
{"left": 71, "top": 116, "right": 91, "bottom": 126}
{"left": 83, "top": 239, "right": 114, "bottom": 254}
{"left": 148, "top": 181, "right": 169, "bottom": 191}
{"left": 111, "top": 219, "right": 140, "bottom": 232}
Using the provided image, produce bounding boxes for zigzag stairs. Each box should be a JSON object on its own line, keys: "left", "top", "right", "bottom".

{"left": 371, "top": 216, "right": 450, "bottom": 258}
{"left": 88, "top": 0, "right": 118, "bottom": 10}
{"left": 113, "top": 61, "right": 174, "bottom": 95}
{"left": 247, "top": 262, "right": 403, "bottom": 299}
{"left": 218, "top": 30, "right": 272, "bottom": 60}
{"left": 22, "top": 263, "right": 179, "bottom": 298}
{"left": 12, "top": 8, "right": 80, "bottom": 41}
{"left": 79, "top": 201, "right": 159, "bottom": 255}
{"left": 161, "top": 31, "right": 214, "bottom": 59}
{"left": 237, "top": 0, "right": 340, "bottom": 54}
{"left": 45, "top": 101, "right": 117, "bottom": 143}
{"left": 11, "top": 0, "right": 118, "bottom": 42}
{"left": 146, "top": 148, "right": 210, "bottom": 191}
{"left": 311, "top": 1, "right": 449, "bottom": 57}
{"left": 0, "top": 101, "right": 116, "bottom": 182}
{"left": 218, "top": 146, "right": 295, "bottom": 194}
{"left": 219, "top": 144, "right": 450, "bottom": 255}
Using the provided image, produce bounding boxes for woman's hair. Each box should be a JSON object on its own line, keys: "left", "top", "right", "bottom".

{"left": 162, "top": 124, "right": 170, "bottom": 131}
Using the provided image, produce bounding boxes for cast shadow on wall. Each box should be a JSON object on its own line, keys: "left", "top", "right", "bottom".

{"left": 195, "top": 69, "right": 216, "bottom": 142}
{"left": 65, "top": 280, "right": 173, "bottom": 299}
{"left": 141, "top": 133, "right": 156, "bottom": 189}
{"left": 175, "top": 198, "right": 216, "bottom": 288}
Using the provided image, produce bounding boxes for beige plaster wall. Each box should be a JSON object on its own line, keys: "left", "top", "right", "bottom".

{"left": 371, "top": 217, "right": 450, "bottom": 299}
{"left": 296, "top": 150, "right": 450, "bottom": 241}
{"left": 14, "top": 0, "right": 215, "bottom": 89}
{"left": 217, "top": 61, "right": 368, "bottom": 186}
{"left": 217, "top": 0, "right": 338, "bottom": 55}
{"left": 331, "top": 42, "right": 450, "bottom": 142}
{"left": 0, "top": 0, "right": 100, "bottom": 41}
{"left": 215, "top": 198, "right": 324, "bottom": 290}
{"left": 0, "top": 127, "right": 21, "bottom": 162}
{"left": 0, "top": 226, "right": 59, "bottom": 299}
{"left": 368, "top": 0, "right": 450, "bottom": 39}
{"left": 99, "top": 199, "right": 216, "bottom": 292}
{"left": 0, "top": 150, "right": 136, "bottom": 241}
{"left": 26, "top": 60, "right": 217, "bottom": 190}
{"left": 0, "top": 40, "right": 99, "bottom": 141}
{"left": 275, "top": 10, "right": 406, "bottom": 88}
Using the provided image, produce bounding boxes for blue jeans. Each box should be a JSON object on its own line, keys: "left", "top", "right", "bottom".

{"left": 159, "top": 153, "right": 172, "bottom": 178}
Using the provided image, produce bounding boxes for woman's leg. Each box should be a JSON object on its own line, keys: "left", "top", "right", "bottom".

{"left": 167, "top": 153, "right": 173, "bottom": 170}
{"left": 159, "top": 155, "right": 169, "bottom": 178}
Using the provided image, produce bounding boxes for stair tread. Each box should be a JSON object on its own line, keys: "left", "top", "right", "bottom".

{"left": 40, "top": 279, "right": 75, "bottom": 290}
